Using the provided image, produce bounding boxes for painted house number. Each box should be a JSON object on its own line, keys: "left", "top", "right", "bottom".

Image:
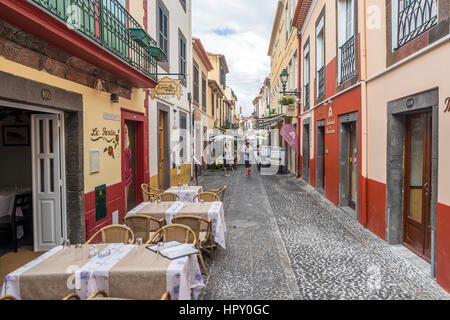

{"left": 445, "top": 97, "right": 450, "bottom": 113}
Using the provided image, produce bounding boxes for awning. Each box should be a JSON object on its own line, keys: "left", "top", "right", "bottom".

{"left": 255, "top": 114, "right": 286, "bottom": 129}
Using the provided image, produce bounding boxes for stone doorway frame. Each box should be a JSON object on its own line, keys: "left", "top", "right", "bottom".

{"left": 386, "top": 88, "right": 439, "bottom": 276}
{"left": 339, "top": 111, "right": 359, "bottom": 220}
{"left": 302, "top": 117, "right": 311, "bottom": 183}
{"left": 316, "top": 120, "right": 326, "bottom": 194}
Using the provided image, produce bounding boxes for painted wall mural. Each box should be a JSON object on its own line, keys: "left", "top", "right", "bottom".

{"left": 90, "top": 127, "right": 120, "bottom": 159}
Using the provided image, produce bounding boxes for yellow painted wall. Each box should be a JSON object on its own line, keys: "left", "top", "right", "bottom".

{"left": 269, "top": 0, "right": 299, "bottom": 115}
{"left": 0, "top": 57, "right": 145, "bottom": 194}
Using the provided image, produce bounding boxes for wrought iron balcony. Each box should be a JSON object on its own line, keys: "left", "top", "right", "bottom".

{"left": 317, "top": 67, "right": 325, "bottom": 99}
{"left": 304, "top": 83, "right": 310, "bottom": 111}
{"left": 397, "top": 0, "right": 438, "bottom": 49}
{"left": 340, "top": 35, "right": 356, "bottom": 83}
{"left": 28, "top": 0, "right": 158, "bottom": 82}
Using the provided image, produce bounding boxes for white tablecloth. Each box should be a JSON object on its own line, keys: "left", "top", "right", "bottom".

{"left": 166, "top": 186, "right": 203, "bottom": 202}
{"left": 0, "top": 192, "right": 25, "bottom": 239}
{"left": 2, "top": 243, "right": 204, "bottom": 300}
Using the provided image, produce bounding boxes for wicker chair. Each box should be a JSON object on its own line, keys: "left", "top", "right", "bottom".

{"left": 142, "top": 183, "right": 163, "bottom": 195}
{"left": 145, "top": 224, "right": 206, "bottom": 273}
{"left": 0, "top": 295, "right": 16, "bottom": 300}
{"left": 155, "top": 192, "right": 180, "bottom": 202}
{"left": 173, "top": 215, "right": 214, "bottom": 261}
{"left": 193, "top": 192, "right": 219, "bottom": 202}
{"left": 62, "top": 293, "right": 81, "bottom": 300}
{"left": 141, "top": 185, "right": 158, "bottom": 202}
{"left": 85, "top": 225, "right": 135, "bottom": 245}
{"left": 160, "top": 292, "right": 171, "bottom": 300}
{"left": 206, "top": 185, "right": 227, "bottom": 202}
{"left": 124, "top": 215, "right": 165, "bottom": 243}
{"left": 87, "top": 290, "right": 108, "bottom": 299}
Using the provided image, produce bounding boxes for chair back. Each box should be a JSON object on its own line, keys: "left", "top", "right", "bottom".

{"left": 147, "top": 224, "right": 197, "bottom": 246}
{"left": 85, "top": 225, "right": 135, "bottom": 244}
{"left": 155, "top": 192, "right": 180, "bottom": 202}
{"left": 124, "top": 215, "right": 164, "bottom": 243}
{"left": 172, "top": 216, "right": 202, "bottom": 237}
{"left": 141, "top": 184, "right": 157, "bottom": 202}
{"left": 216, "top": 185, "right": 227, "bottom": 202}
{"left": 12, "top": 193, "right": 32, "bottom": 218}
{"left": 194, "top": 192, "right": 219, "bottom": 202}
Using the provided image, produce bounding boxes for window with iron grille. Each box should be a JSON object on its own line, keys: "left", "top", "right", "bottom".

{"left": 303, "top": 42, "right": 310, "bottom": 111}
{"left": 158, "top": 3, "right": 168, "bottom": 63}
{"left": 202, "top": 76, "right": 207, "bottom": 111}
{"left": 338, "top": 0, "right": 356, "bottom": 83}
{"left": 316, "top": 17, "right": 325, "bottom": 99}
{"left": 394, "top": 0, "right": 438, "bottom": 49}
{"left": 193, "top": 64, "right": 199, "bottom": 103}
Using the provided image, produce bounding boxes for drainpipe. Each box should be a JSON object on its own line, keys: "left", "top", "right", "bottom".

{"left": 296, "top": 31, "right": 302, "bottom": 178}
{"left": 361, "top": 0, "right": 369, "bottom": 227}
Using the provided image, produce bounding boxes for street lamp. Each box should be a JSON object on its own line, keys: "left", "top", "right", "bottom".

{"left": 279, "top": 68, "right": 300, "bottom": 96}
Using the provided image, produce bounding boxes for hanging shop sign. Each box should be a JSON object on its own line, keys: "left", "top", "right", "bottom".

{"left": 445, "top": 97, "right": 450, "bottom": 113}
{"left": 280, "top": 124, "right": 299, "bottom": 155}
{"left": 150, "top": 77, "right": 182, "bottom": 100}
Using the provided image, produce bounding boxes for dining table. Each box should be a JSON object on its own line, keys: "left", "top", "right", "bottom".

{"left": 1, "top": 243, "right": 204, "bottom": 300}
{"left": 126, "top": 201, "right": 227, "bottom": 249}
{"left": 165, "top": 185, "right": 203, "bottom": 202}
{"left": 0, "top": 187, "right": 31, "bottom": 239}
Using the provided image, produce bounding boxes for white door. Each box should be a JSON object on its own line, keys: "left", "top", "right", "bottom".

{"left": 31, "top": 114, "right": 64, "bottom": 251}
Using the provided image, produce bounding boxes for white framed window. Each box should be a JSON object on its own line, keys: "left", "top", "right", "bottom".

{"left": 316, "top": 16, "right": 325, "bottom": 98}
{"left": 338, "top": 0, "right": 355, "bottom": 83}
{"left": 303, "top": 43, "right": 310, "bottom": 109}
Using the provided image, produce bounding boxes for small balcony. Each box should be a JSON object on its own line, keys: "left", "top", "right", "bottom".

{"left": 339, "top": 35, "right": 356, "bottom": 83}
{"left": 317, "top": 67, "right": 325, "bottom": 99}
{"left": 0, "top": 0, "right": 158, "bottom": 87}
{"left": 397, "top": 0, "right": 438, "bottom": 49}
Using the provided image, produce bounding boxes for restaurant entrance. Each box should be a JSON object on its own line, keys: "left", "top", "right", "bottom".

{"left": 0, "top": 105, "right": 67, "bottom": 253}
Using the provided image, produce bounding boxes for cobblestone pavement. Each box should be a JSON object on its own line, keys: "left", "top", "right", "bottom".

{"left": 197, "top": 165, "right": 450, "bottom": 300}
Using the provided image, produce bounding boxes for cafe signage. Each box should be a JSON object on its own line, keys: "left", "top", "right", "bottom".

{"left": 41, "top": 89, "right": 52, "bottom": 101}
{"left": 150, "top": 77, "right": 182, "bottom": 100}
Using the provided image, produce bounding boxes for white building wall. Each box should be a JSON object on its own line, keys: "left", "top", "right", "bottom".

{"left": 147, "top": 0, "right": 192, "bottom": 181}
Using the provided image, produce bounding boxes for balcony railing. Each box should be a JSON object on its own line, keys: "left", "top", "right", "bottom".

{"left": 340, "top": 35, "right": 356, "bottom": 83}
{"left": 397, "top": 0, "right": 438, "bottom": 49}
{"left": 304, "top": 83, "right": 310, "bottom": 111}
{"left": 29, "top": 0, "right": 157, "bottom": 81}
{"left": 317, "top": 67, "right": 325, "bottom": 99}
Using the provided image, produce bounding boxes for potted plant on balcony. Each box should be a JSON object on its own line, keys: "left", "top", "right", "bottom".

{"left": 278, "top": 97, "right": 295, "bottom": 106}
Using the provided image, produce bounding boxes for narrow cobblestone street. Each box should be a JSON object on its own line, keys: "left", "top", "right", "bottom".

{"left": 198, "top": 165, "right": 449, "bottom": 300}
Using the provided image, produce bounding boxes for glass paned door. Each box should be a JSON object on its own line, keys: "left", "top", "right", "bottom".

{"left": 32, "top": 114, "right": 64, "bottom": 251}
{"left": 403, "top": 112, "right": 432, "bottom": 260}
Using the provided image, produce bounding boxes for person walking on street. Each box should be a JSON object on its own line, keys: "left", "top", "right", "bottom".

{"left": 223, "top": 141, "right": 233, "bottom": 177}
{"left": 242, "top": 141, "right": 251, "bottom": 177}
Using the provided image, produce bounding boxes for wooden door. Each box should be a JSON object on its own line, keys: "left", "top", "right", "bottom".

{"left": 159, "top": 111, "right": 165, "bottom": 189}
{"left": 321, "top": 126, "right": 326, "bottom": 190}
{"left": 348, "top": 122, "right": 357, "bottom": 210}
{"left": 403, "top": 112, "right": 432, "bottom": 260}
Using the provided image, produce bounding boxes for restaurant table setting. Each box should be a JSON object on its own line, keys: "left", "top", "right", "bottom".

{"left": 165, "top": 185, "right": 203, "bottom": 202}
{"left": 126, "top": 200, "right": 227, "bottom": 249}
{"left": 1, "top": 242, "right": 204, "bottom": 300}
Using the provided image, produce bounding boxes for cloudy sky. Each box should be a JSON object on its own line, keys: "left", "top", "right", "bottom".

{"left": 192, "top": 0, "right": 277, "bottom": 117}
